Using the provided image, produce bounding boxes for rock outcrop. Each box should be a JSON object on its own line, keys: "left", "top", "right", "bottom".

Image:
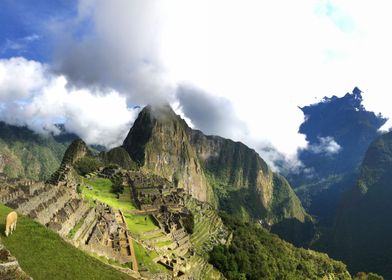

{"left": 123, "top": 105, "right": 210, "bottom": 202}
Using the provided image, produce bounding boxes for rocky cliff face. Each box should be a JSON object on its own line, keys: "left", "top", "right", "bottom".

{"left": 123, "top": 105, "right": 307, "bottom": 224}
{"left": 123, "top": 105, "right": 210, "bottom": 202}
{"left": 190, "top": 130, "right": 306, "bottom": 223}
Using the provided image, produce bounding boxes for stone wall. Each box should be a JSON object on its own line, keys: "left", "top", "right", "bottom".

{"left": 0, "top": 243, "right": 31, "bottom": 280}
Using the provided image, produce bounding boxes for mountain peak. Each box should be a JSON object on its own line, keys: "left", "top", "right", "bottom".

{"left": 122, "top": 104, "right": 209, "bottom": 201}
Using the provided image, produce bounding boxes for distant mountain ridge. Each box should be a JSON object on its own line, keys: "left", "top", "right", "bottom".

{"left": 287, "top": 87, "right": 387, "bottom": 225}
{"left": 0, "top": 121, "right": 77, "bottom": 180}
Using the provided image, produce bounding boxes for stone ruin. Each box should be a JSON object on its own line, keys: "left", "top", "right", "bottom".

{"left": 81, "top": 202, "right": 134, "bottom": 265}
{"left": 0, "top": 167, "right": 138, "bottom": 273}
{"left": 0, "top": 243, "right": 31, "bottom": 280}
{"left": 126, "top": 171, "right": 185, "bottom": 213}
{"left": 0, "top": 163, "right": 228, "bottom": 279}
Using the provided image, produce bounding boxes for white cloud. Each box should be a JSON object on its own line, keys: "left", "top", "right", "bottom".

{"left": 308, "top": 136, "right": 342, "bottom": 156}
{"left": 0, "top": 57, "right": 46, "bottom": 101}
{"left": 0, "top": 57, "right": 139, "bottom": 148}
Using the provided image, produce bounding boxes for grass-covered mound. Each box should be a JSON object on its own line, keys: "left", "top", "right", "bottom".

{"left": 0, "top": 204, "right": 132, "bottom": 280}
{"left": 209, "top": 214, "right": 351, "bottom": 280}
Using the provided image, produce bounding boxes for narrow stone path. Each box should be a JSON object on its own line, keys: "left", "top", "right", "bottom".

{"left": 119, "top": 210, "right": 138, "bottom": 272}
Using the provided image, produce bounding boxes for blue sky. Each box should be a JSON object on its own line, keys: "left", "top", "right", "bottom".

{"left": 0, "top": 0, "right": 77, "bottom": 61}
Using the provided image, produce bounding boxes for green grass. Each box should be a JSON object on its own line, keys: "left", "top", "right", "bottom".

{"left": 0, "top": 204, "right": 133, "bottom": 280}
{"left": 67, "top": 217, "right": 85, "bottom": 239}
{"left": 124, "top": 213, "right": 159, "bottom": 236}
{"left": 81, "top": 177, "right": 136, "bottom": 211}
{"left": 81, "top": 176, "right": 159, "bottom": 237}
{"left": 155, "top": 240, "right": 174, "bottom": 248}
{"left": 133, "top": 241, "right": 167, "bottom": 273}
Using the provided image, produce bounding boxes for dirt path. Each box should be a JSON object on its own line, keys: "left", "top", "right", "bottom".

{"left": 118, "top": 210, "right": 138, "bottom": 272}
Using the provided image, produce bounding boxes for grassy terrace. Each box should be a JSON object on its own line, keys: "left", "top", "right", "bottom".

{"left": 82, "top": 177, "right": 136, "bottom": 211}
{"left": 80, "top": 176, "right": 167, "bottom": 274}
{"left": 0, "top": 204, "right": 132, "bottom": 280}
{"left": 124, "top": 213, "right": 158, "bottom": 236}
{"left": 81, "top": 177, "right": 159, "bottom": 236}
{"left": 133, "top": 241, "right": 166, "bottom": 273}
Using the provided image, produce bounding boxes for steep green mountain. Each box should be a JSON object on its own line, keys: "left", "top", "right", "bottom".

{"left": 123, "top": 105, "right": 308, "bottom": 227}
{"left": 286, "top": 88, "right": 386, "bottom": 225}
{"left": 0, "top": 122, "right": 76, "bottom": 180}
{"left": 329, "top": 131, "right": 392, "bottom": 278}
{"left": 190, "top": 130, "right": 307, "bottom": 225}
{"left": 210, "top": 214, "right": 353, "bottom": 280}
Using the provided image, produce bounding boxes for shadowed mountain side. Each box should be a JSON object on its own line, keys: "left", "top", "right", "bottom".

{"left": 329, "top": 131, "right": 392, "bottom": 278}
{"left": 287, "top": 87, "right": 387, "bottom": 225}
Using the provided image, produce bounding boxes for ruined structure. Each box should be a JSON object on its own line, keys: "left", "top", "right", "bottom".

{"left": 0, "top": 243, "right": 31, "bottom": 280}
{"left": 0, "top": 159, "right": 138, "bottom": 275}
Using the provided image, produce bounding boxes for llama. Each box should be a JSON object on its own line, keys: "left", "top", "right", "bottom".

{"left": 5, "top": 211, "right": 17, "bottom": 237}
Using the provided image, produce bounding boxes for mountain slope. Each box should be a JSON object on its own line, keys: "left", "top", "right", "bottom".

{"left": 0, "top": 122, "right": 76, "bottom": 181}
{"left": 210, "top": 214, "right": 353, "bottom": 280}
{"left": 123, "top": 105, "right": 307, "bottom": 226}
{"left": 330, "top": 131, "right": 392, "bottom": 278}
{"left": 191, "top": 129, "right": 306, "bottom": 224}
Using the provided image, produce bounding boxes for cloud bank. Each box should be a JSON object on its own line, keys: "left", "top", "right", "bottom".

{"left": 0, "top": 57, "right": 139, "bottom": 148}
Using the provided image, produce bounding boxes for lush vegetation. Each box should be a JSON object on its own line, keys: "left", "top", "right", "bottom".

{"left": 111, "top": 174, "right": 125, "bottom": 195}
{"left": 0, "top": 122, "right": 72, "bottom": 180}
{"left": 100, "top": 147, "right": 137, "bottom": 170}
{"left": 74, "top": 156, "right": 103, "bottom": 175}
{"left": 209, "top": 214, "right": 351, "bottom": 280}
{"left": 0, "top": 204, "right": 131, "bottom": 280}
